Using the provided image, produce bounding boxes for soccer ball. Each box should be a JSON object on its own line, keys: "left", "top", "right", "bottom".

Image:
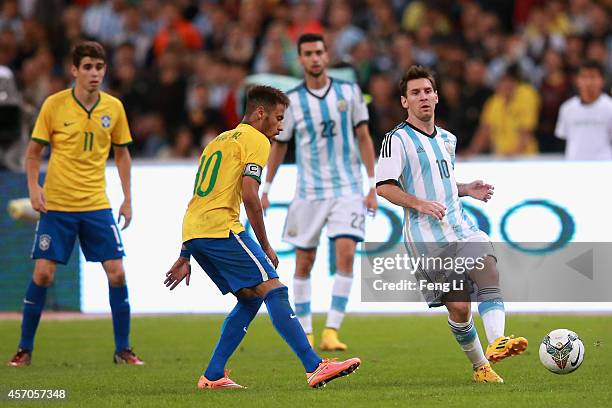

{"left": 539, "top": 329, "right": 584, "bottom": 374}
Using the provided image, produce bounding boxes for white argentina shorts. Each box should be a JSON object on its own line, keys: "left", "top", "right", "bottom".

{"left": 282, "top": 194, "right": 366, "bottom": 249}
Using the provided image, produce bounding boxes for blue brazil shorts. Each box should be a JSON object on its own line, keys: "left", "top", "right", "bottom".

{"left": 185, "top": 231, "right": 278, "bottom": 295}
{"left": 32, "top": 209, "right": 125, "bottom": 264}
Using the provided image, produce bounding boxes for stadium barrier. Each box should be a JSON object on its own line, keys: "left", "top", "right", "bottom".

{"left": 3, "top": 160, "right": 611, "bottom": 313}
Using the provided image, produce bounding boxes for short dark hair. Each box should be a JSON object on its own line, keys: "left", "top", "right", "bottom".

{"left": 244, "top": 85, "right": 290, "bottom": 115}
{"left": 578, "top": 59, "right": 604, "bottom": 76}
{"left": 72, "top": 41, "right": 106, "bottom": 68}
{"left": 297, "top": 33, "right": 326, "bottom": 55}
{"left": 399, "top": 65, "right": 437, "bottom": 96}
{"left": 500, "top": 64, "right": 521, "bottom": 81}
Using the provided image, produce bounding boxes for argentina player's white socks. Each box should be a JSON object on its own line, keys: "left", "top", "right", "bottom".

{"left": 448, "top": 316, "right": 488, "bottom": 369}
{"left": 477, "top": 287, "right": 506, "bottom": 344}
{"left": 293, "top": 277, "right": 312, "bottom": 334}
{"left": 325, "top": 272, "right": 353, "bottom": 329}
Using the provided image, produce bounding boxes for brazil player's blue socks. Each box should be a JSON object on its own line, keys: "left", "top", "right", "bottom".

{"left": 109, "top": 285, "right": 131, "bottom": 353}
{"left": 264, "top": 286, "right": 322, "bottom": 373}
{"left": 19, "top": 280, "right": 48, "bottom": 351}
{"left": 477, "top": 287, "right": 505, "bottom": 344}
{"left": 204, "top": 296, "right": 263, "bottom": 381}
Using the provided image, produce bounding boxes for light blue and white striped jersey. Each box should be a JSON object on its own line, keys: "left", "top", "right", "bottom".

{"left": 276, "top": 78, "right": 369, "bottom": 200}
{"left": 375, "top": 121, "right": 479, "bottom": 244}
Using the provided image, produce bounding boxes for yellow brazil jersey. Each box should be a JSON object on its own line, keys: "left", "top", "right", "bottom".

{"left": 480, "top": 83, "right": 540, "bottom": 155}
{"left": 182, "top": 123, "right": 271, "bottom": 241}
{"left": 31, "top": 88, "right": 132, "bottom": 211}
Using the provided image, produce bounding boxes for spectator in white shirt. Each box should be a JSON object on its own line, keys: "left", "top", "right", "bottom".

{"left": 555, "top": 60, "right": 612, "bottom": 160}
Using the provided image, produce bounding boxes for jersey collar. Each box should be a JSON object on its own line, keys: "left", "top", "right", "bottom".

{"left": 406, "top": 120, "right": 437, "bottom": 138}
{"left": 304, "top": 77, "right": 333, "bottom": 100}
{"left": 71, "top": 88, "right": 101, "bottom": 118}
{"left": 237, "top": 123, "right": 266, "bottom": 139}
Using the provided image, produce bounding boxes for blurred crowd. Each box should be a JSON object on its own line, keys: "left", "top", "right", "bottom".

{"left": 0, "top": 0, "right": 611, "bottom": 160}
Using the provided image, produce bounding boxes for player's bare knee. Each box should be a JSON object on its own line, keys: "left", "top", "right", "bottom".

{"left": 295, "top": 249, "right": 316, "bottom": 278}
{"left": 103, "top": 259, "right": 126, "bottom": 286}
{"left": 470, "top": 255, "right": 499, "bottom": 287}
{"left": 254, "top": 278, "right": 284, "bottom": 298}
{"left": 446, "top": 301, "right": 471, "bottom": 323}
{"left": 335, "top": 255, "right": 354, "bottom": 274}
{"left": 33, "top": 260, "right": 56, "bottom": 286}
{"left": 236, "top": 287, "right": 258, "bottom": 300}
{"left": 334, "top": 238, "right": 356, "bottom": 273}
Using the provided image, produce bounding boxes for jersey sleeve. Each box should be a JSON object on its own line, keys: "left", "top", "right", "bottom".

{"left": 515, "top": 88, "right": 540, "bottom": 131}
{"left": 275, "top": 105, "right": 295, "bottom": 142}
{"left": 554, "top": 103, "right": 567, "bottom": 140}
{"left": 375, "top": 134, "right": 406, "bottom": 185}
{"left": 242, "top": 135, "right": 271, "bottom": 184}
{"left": 31, "top": 99, "right": 53, "bottom": 144}
{"left": 111, "top": 101, "right": 133, "bottom": 146}
{"left": 480, "top": 98, "right": 494, "bottom": 127}
{"left": 351, "top": 83, "right": 369, "bottom": 127}
{"left": 444, "top": 131, "right": 458, "bottom": 167}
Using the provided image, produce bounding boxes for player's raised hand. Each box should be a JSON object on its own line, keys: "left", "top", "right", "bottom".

{"left": 29, "top": 184, "right": 47, "bottom": 213}
{"left": 118, "top": 199, "right": 132, "bottom": 230}
{"left": 261, "top": 192, "right": 271, "bottom": 215}
{"left": 164, "top": 257, "right": 191, "bottom": 290}
{"left": 466, "top": 180, "right": 494, "bottom": 202}
{"left": 263, "top": 245, "right": 279, "bottom": 269}
{"left": 364, "top": 189, "right": 378, "bottom": 217}
{"left": 414, "top": 199, "right": 446, "bottom": 220}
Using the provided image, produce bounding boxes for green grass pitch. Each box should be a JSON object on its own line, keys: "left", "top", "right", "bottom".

{"left": 1, "top": 314, "right": 610, "bottom": 407}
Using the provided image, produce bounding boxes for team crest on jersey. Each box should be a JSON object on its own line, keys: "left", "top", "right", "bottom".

{"left": 39, "top": 234, "right": 51, "bottom": 251}
{"left": 444, "top": 140, "right": 454, "bottom": 154}
{"left": 101, "top": 115, "right": 111, "bottom": 128}
{"left": 337, "top": 99, "right": 348, "bottom": 112}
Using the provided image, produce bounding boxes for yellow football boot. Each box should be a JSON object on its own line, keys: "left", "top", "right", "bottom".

{"left": 473, "top": 363, "right": 504, "bottom": 383}
{"left": 486, "top": 335, "right": 528, "bottom": 363}
{"left": 319, "top": 328, "right": 347, "bottom": 351}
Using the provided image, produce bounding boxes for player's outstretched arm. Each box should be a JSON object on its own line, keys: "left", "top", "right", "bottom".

{"left": 113, "top": 146, "right": 132, "bottom": 229}
{"left": 25, "top": 140, "right": 47, "bottom": 213}
{"left": 261, "top": 141, "right": 288, "bottom": 212}
{"left": 355, "top": 124, "right": 378, "bottom": 216}
{"left": 457, "top": 180, "right": 494, "bottom": 202}
{"left": 243, "top": 176, "right": 279, "bottom": 268}
{"left": 376, "top": 183, "right": 446, "bottom": 220}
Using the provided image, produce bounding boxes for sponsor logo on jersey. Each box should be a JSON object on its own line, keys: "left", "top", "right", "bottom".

{"left": 416, "top": 146, "right": 425, "bottom": 154}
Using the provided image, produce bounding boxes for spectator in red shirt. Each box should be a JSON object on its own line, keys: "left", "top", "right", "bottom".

{"left": 153, "top": 3, "right": 202, "bottom": 57}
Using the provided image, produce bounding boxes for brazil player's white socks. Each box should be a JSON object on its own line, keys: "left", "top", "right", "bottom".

{"left": 325, "top": 272, "right": 352, "bottom": 330}
{"left": 448, "top": 316, "right": 488, "bottom": 369}
{"left": 477, "top": 287, "right": 505, "bottom": 344}
{"left": 293, "top": 277, "right": 312, "bottom": 334}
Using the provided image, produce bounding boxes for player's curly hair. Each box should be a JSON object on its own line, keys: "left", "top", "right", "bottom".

{"left": 399, "top": 65, "right": 437, "bottom": 96}
{"left": 244, "top": 85, "right": 290, "bottom": 115}
{"left": 72, "top": 41, "right": 106, "bottom": 68}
